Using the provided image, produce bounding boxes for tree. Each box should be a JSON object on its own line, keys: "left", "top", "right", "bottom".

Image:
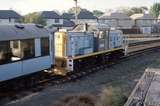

{"left": 117, "top": 7, "right": 133, "bottom": 16}
{"left": 131, "top": 7, "right": 143, "bottom": 14}
{"left": 92, "top": 10, "right": 104, "bottom": 17}
{"left": 21, "top": 12, "right": 46, "bottom": 26}
{"left": 150, "top": 3, "right": 160, "bottom": 18}
{"left": 68, "top": 6, "right": 81, "bottom": 14}
{"left": 141, "top": 6, "right": 148, "bottom": 11}
{"left": 118, "top": 6, "right": 148, "bottom": 16}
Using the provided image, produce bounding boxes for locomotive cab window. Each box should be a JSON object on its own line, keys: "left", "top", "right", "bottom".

{"left": 41, "top": 38, "right": 49, "bottom": 56}
{"left": 99, "top": 31, "right": 106, "bottom": 39}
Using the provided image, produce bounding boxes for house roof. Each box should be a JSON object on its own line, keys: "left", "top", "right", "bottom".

{"left": 77, "top": 10, "right": 97, "bottom": 19}
{"left": 61, "top": 10, "right": 97, "bottom": 19}
{"left": 0, "top": 24, "right": 50, "bottom": 41}
{"left": 0, "top": 10, "right": 21, "bottom": 19}
{"left": 41, "top": 11, "right": 61, "bottom": 19}
{"left": 99, "top": 12, "right": 131, "bottom": 20}
{"left": 49, "top": 20, "right": 75, "bottom": 27}
{"left": 73, "top": 23, "right": 110, "bottom": 31}
{"left": 62, "top": 13, "right": 74, "bottom": 19}
{"left": 63, "top": 20, "right": 75, "bottom": 27}
{"left": 130, "top": 14, "right": 155, "bottom": 20}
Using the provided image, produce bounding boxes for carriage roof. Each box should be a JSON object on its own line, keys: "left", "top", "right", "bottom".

{"left": 0, "top": 24, "right": 50, "bottom": 41}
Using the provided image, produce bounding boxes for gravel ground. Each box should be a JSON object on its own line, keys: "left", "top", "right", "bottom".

{"left": 2, "top": 49, "right": 160, "bottom": 106}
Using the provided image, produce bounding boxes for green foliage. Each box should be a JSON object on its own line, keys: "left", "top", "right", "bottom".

{"left": 98, "top": 86, "right": 127, "bottom": 106}
{"left": 141, "top": 6, "right": 148, "bottom": 11}
{"left": 150, "top": 3, "right": 160, "bottom": 18}
{"left": 119, "top": 6, "right": 148, "bottom": 16}
{"left": 68, "top": 6, "right": 81, "bottom": 14}
{"left": 131, "top": 7, "right": 143, "bottom": 14}
{"left": 54, "top": 93, "right": 96, "bottom": 106}
{"left": 21, "top": 12, "right": 46, "bottom": 26}
{"left": 92, "top": 10, "right": 104, "bottom": 17}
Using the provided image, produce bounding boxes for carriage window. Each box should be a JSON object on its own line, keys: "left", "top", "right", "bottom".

{"left": 0, "top": 41, "right": 12, "bottom": 65}
{"left": 41, "top": 38, "right": 49, "bottom": 56}
{"left": 10, "top": 40, "right": 21, "bottom": 61}
{"left": 21, "top": 39, "right": 35, "bottom": 59}
{"left": 12, "top": 41, "right": 19, "bottom": 48}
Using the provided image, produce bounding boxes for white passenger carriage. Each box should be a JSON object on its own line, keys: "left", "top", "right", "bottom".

{"left": 0, "top": 24, "right": 54, "bottom": 82}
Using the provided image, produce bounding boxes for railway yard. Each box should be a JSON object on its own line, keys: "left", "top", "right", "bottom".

{"left": 2, "top": 0, "right": 160, "bottom": 105}
{"left": 1, "top": 20, "right": 160, "bottom": 106}
{"left": 0, "top": 37, "right": 160, "bottom": 106}
{"left": 0, "top": 1, "right": 160, "bottom": 106}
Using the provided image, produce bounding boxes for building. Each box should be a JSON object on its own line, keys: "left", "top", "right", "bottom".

{"left": 48, "top": 19, "right": 75, "bottom": 31}
{"left": 130, "top": 13, "right": 156, "bottom": 27}
{"left": 76, "top": 10, "right": 97, "bottom": 23}
{"left": 0, "top": 10, "right": 22, "bottom": 24}
{"left": 62, "top": 10, "right": 97, "bottom": 24}
{"left": 61, "top": 13, "right": 74, "bottom": 20}
{"left": 99, "top": 12, "right": 134, "bottom": 29}
{"left": 130, "top": 13, "right": 156, "bottom": 34}
{"left": 40, "top": 11, "right": 63, "bottom": 26}
{"left": 62, "top": 19, "right": 75, "bottom": 30}
{"left": 40, "top": 11, "right": 75, "bottom": 31}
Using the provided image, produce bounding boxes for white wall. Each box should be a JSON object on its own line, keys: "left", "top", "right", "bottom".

{"left": 71, "top": 19, "right": 97, "bottom": 24}
{"left": 99, "top": 19, "right": 134, "bottom": 28}
{"left": 0, "top": 18, "right": 16, "bottom": 24}
{"left": 46, "top": 19, "right": 63, "bottom": 26}
{"left": 99, "top": 19, "right": 117, "bottom": 27}
{"left": 61, "top": 27, "right": 74, "bottom": 30}
{"left": 118, "top": 20, "right": 134, "bottom": 28}
{"left": 136, "top": 19, "right": 155, "bottom": 27}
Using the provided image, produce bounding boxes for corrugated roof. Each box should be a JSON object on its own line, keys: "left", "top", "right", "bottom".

{"left": 130, "top": 14, "right": 155, "bottom": 20}
{"left": 41, "top": 11, "right": 61, "bottom": 19}
{"left": 0, "top": 10, "right": 21, "bottom": 19}
{"left": 0, "top": 24, "right": 50, "bottom": 41}
{"left": 99, "top": 12, "right": 131, "bottom": 20}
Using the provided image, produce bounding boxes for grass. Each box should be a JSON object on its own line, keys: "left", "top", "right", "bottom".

{"left": 54, "top": 93, "right": 96, "bottom": 106}
{"left": 54, "top": 86, "right": 127, "bottom": 106}
{"left": 97, "top": 86, "right": 127, "bottom": 106}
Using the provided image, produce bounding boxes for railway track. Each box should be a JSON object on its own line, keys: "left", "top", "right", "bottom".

{"left": 0, "top": 41, "right": 160, "bottom": 103}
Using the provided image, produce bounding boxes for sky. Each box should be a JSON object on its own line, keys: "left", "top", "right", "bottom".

{"left": 0, "top": 0, "right": 160, "bottom": 15}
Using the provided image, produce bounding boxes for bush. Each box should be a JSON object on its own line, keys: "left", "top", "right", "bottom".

{"left": 97, "top": 86, "right": 127, "bottom": 106}
{"left": 54, "top": 93, "right": 96, "bottom": 106}
{"left": 54, "top": 87, "right": 127, "bottom": 106}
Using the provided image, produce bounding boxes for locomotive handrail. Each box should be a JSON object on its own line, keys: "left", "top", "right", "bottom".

{"left": 67, "top": 47, "right": 123, "bottom": 60}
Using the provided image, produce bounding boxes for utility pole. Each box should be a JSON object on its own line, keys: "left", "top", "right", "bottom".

{"left": 154, "top": 0, "right": 159, "bottom": 21}
{"left": 74, "top": 0, "right": 78, "bottom": 24}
